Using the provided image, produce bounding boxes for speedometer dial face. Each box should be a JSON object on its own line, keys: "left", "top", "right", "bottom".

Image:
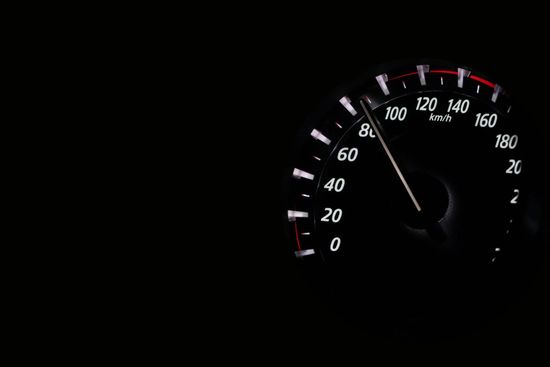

{"left": 284, "top": 60, "right": 543, "bottom": 336}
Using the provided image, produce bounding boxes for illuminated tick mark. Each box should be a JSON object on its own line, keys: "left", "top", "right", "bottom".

{"left": 417, "top": 65, "right": 429, "bottom": 86}
{"left": 295, "top": 249, "right": 315, "bottom": 258}
{"left": 301, "top": 193, "right": 310, "bottom": 198}
{"left": 339, "top": 96, "right": 357, "bottom": 116}
{"left": 495, "top": 247, "right": 501, "bottom": 252}
{"left": 310, "top": 129, "right": 331, "bottom": 145}
{"left": 376, "top": 74, "right": 390, "bottom": 95}
{"left": 457, "top": 67, "right": 471, "bottom": 88}
{"left": 476, "top": 85, "right": 480, "bottom": 94}
{"left": 507, "top": 106, "right": 512, "bottom": 114}
{"left": 440, "top": 77, "right": 444, "bottom": 85}
{"left": 312, "top": 156, "right": 321, "bottom": 161}
{"left": 335, "top": 122, "right": 343, "bottom": 129}
{"left": 402, "top": 81, "right": 407, "bottom": 89}
{"left": 492, "top": 84, "right": 502, "bottom": 103}
{"left": 293, "top": 168, "right": 314, "bottom": 181}
{"left": 288, "top": 210, "right": 309, "bottom": 221}
{"left": 301, "top": 232, "right": 311, "bottom": 236}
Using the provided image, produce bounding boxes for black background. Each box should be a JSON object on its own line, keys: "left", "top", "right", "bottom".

{"left": 213, "top": 16, "right": 550, "bottom": 361}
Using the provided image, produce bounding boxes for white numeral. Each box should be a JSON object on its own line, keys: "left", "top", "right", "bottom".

{"left": 506, "top": 160, "right": 522, "bottom": 175}
{"left": 321, "top": 208, "right": 343, "bottom": 223}
{"left": 385, "top": 106, "right": 407, "bottom": 121}
{"left": 330, "top": 237, "right": 341, "bottom": 252}
{"left": 495, "top": 134, "right": 518, "bottom": 149}
{"left": 358, "top": 123, "right": 376, "bottom": 138}
{"left": 475, "top": 113, "right": 498, "bottom": 128}
{"left": 337, "top": 147, "right": 359, "bottom": 162}
{"left": 447, "top": 99, "right": 470, "bottom": 113}
{"left": 416, "top": 97, "right": 438, "bottom": 111}
{"left": 510, "top": 189, "right": 520, "bottom": 204}
{"left": 324, "top": 178, "right": 346, "bottom": 192}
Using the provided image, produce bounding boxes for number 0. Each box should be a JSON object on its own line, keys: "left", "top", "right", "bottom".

{"left": 330, "top": 237, "right": 341, "bottom": 252}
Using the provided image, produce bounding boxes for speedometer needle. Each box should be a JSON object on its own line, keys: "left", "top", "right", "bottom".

{"left": 360, "top": 99, "right": 422, "bottom": 213}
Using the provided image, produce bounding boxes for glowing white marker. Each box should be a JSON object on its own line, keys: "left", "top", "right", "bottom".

{"left": 288, "top": 210, "right": 309, "bottom": 221}
{"left": 293, "top": 168, "right": 314, "bottom": 181}
{"left": 376, "top": 74, "right": 390, "bottom": 95}
{"left": 301, "top": 193, "right": 310, "bottom": 198}
{"left": 440, "top": 77, "right": 444, "bottom": 85}
{"left": 301, "top": 232, "right": 311, "bottom": 235}
{"left": 295, "top": 249, "right": 315, "bottom": 258}
{"left": 402, "top": 81, "right": 407, "bottom": 89}
{"left": 457, "top": 68, "right": 471, "bottom": 88}
{"left": 310, "top": 129, "right": 331, "bottom": 145}
{"left": 476, "top": 85, "right": 480, "bottom": 94}
{"left": 417, "top": 65, "right": 429, "bottom": 86}
{"left": 335, "top": 122, "right": 343, "bottom": 129}
{"left": 507, "top": 106, "right": 512, "bottom": 114}
{"left": 491, "top": 84, "right": 502, "bottom": 103}
{"left": 339, "top": 96, "right": 358, "bottom": 116}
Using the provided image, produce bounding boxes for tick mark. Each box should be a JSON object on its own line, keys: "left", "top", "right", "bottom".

{"left": 295, "top": 249, "right": 315, "bottom": 258}
{"left": 310, "top": 129, "right": 331, "bottom": 145}
{"left": 417, "top": 64, "right": 429, "bottom": 86}
{"left": 491, "top": 84, "right": 502, "bottom": 103}
{"left": 293, "top": 168, "right": 314, "bottom": 181}
{"left": 339, "top": 96, "right": 358, "bottom": 116}
{"left": 288, "top": 210, "right": 309, "bottom": 221}
{"left": 376, "top": 74, "right": 390, "bottom": 95}
{"left": 457, "top": 67, "right": 471, "bottom": 88}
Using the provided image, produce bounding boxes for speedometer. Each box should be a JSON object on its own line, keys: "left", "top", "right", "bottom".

{"left": 284, "top": 60, "right": 544, "bottom": 337}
